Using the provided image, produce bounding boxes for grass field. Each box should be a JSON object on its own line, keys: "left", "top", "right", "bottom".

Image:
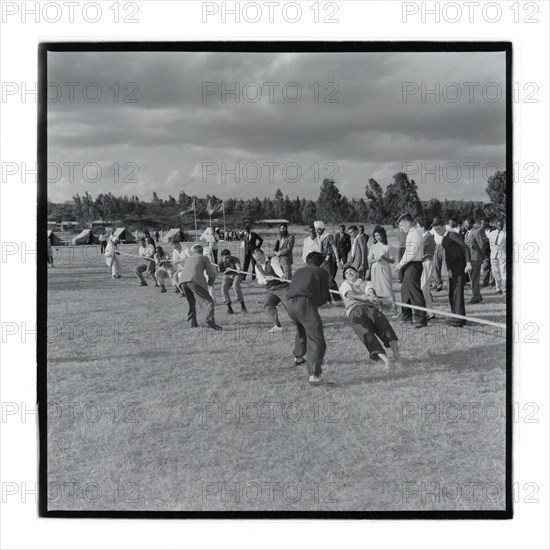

{"left": 46, "top": 226, "right": 507, "bottom": 512}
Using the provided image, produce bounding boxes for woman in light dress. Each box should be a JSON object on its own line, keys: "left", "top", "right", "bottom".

{"left": 367, "top": 226, "right": 398, "bottom": 315}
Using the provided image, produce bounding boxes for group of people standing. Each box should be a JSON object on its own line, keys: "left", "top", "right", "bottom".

{"left": 99, "top": 215, "right": 506, "bottom": 386}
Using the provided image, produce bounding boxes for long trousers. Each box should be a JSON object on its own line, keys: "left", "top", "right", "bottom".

{"left": 400, "top": 261, "right": 427, "bottom": 323}
{"left": 349, "top": 304, "right": 398, "bottom": 360}
{"left": 264, "top": 286, "right": 289, "bottom": 327}
{"left": 242, "top": 253, "right": 257, "bottom": 280}
{"left": 135, "top": 261, "right": 155, "bottom": 283}
{"left": 222, "top": 275, "right": 243, "bottom": 304}
{"left": 421, "top": 258, "right": 435, "bottom": 310}
{"left": 470, "top": 260, "right": 482, "bottom": 299}
{"left": 287, "top": 296, "right": 326, "bottom": 377}
{"left": 447, "top": 261, "right": 466, "bottom": 318}
{"left": 491, "top": 256, "right": 506, "bottom": 292}
{"left": 181, "top": 282, "right": 215, "bottom": 324}
{"left": 434, "top": 244, "right": 444, "bottom": 287}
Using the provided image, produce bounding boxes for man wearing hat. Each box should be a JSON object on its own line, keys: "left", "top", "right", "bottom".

{"left": 395, "top": 213, "right": 427, "bottom": 327}
{"left": 314, "top": 220, "right": 341, "bottom": 302}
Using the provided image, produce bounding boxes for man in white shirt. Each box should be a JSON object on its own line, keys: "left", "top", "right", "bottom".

{"left": 135, "top": 237, "right": 155, "bottom": 286}
{"left": 395, "top": 214, "right": 427, "bottom": 327}
{"left": 487, "top": 218, "right": 506, "bottom": 294}
{"left": 171, "top": 241, "right": 190, "bottom": 294}
{"left": 302, "top": 224, "right": 319, "bottom": 264}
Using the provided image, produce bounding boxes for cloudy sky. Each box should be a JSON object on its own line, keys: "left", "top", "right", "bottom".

{"left": 47, "top": 49, "right": 506, "bottom": 203}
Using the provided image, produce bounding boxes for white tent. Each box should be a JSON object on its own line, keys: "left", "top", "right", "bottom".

{"left": 72, "top": 229, "right": 99, "bottom": 245}
{"left": 161, "top": 228, "right": 185, "bottom": 243}
{"left": 113, "top": 227, "right": 136, "bottom": 243}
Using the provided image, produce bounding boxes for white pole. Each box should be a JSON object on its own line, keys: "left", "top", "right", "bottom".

{"left": 194, "top": 201, "right": 198, "bottom": 243}
{"left": 222, "top": 201, "right": 226, "bottom": 240}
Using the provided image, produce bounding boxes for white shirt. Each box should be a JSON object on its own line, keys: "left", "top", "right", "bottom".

{"left": 302, "top": 236, "right": 319, "bottom": 263}
{"left": 399, "top": 226, "right": 423, "bottom": 265}
{"left": 172, "top": 247, "right": 190, "bottom": 270}
{"left": 339, "top": 279, "right": 375, "bottom": 316}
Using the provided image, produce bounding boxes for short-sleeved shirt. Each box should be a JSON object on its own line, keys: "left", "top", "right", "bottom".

{"left": 339, "top": 278, "right": 374, "bottom": 316}
{"left": 218, "top": 256, "right": 241, "bottom": 277}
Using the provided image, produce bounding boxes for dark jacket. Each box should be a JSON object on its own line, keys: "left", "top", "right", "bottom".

{"left": 243, "top": 231, "right": 263, "bottom": 254}
{"left": 335, "top": 232, "right": 351, "bottom": 258}
{"left": 274, "top": 234, "right": 295, "bottom": 265}
{"left": 287, "top": 266, "right": 330, "bottom": 307}
{"left": 442, "top": 231, "right": 471, "bottom": 267}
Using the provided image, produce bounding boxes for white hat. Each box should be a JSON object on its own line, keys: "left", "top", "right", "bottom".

{"left": 313, "top": 221, "right": 325, "bottom": 230}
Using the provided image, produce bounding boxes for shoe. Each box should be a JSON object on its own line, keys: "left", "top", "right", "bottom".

{"left": 447, "top": 319, "right": 465, "bottom": 327}
{"left": 206, "top": 320, "right": 223, "bottom": 331}
{"left": 309, "top": 375, "right": 323, "bottom": 385}
{"left": 240, "top": 302, "right": 248, "bottom": 314}
{"left": 469, "top": 298, "right": 482, "bottom": 304}
{"left": 435, "top": 285, "right": 443, "bottom": 292}
{"left": 139, "top": 282, "right": 148, "bottom": 287}
{"left": 268, "top": 326, "right": 283, "bottom": 334}
{"left": 154, "top": 283, "right": 159, "bottom": 288}
{"left": 496, "top": 290, "right": 503, "bottom": 295}
{"left": 414, "top": 322, "right": 427, "bottom": 329}
{"left": 174, "top": 287, "right": 180, "bottom": 293}
{"left": 294, "top": 357, "right": 306, "bottom": 366}
{"left": 226, "top": 303, "right": 234, "bottom": 314}
{"left": 160, "top": 287, "right": 167, "bottom": 293}
{"left": 190, "top": 321, "right": 199, "bottom": 328}
{"left": 427, "top": 313, "right": 436, "bottom": 320}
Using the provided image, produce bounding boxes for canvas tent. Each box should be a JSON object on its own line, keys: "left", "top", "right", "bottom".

{"left": 47, "top": 230, "right": 63, "bottom": 246}
{"left": 161, "top": 228, "right": 185, "bottom": 244}
{"left": 72, "top": 229, "right": 99, "bottom": 245}
{"left": 113, "top": 227, "right": 136, "bottom": 243}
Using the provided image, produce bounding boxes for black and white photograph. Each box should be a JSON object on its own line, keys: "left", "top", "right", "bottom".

{"left": 39, "top": 42, "right": 512, "bottom": 517}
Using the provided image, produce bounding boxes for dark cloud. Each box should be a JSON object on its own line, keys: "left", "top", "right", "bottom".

{"left": 47, "top": 50, "right": 506, "bottom": 202}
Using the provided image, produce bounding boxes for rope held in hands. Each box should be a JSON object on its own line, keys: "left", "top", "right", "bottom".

{"left": 115, "top": 252, "right": 506, "bottom": 330}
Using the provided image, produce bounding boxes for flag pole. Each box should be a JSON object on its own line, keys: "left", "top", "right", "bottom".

{"left": 193, "top": 200, "right": 198, "bottom": 243}
{"left": 222, "top": 201, "right": 226, "bottom": 241}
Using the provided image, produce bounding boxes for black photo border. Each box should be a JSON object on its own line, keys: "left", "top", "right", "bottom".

{"left": 37, "top": 40, "right": 513, "bottom": 520}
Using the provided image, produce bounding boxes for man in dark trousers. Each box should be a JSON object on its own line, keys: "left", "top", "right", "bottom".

{"left": 464, "top": 218, "right": 486, "bottom": 303}
{"left": 287, "top": 251, "right": 330, "bottom": 385}
{"left": 178, "top": 244, "right": 222, "bottom": 330}
{"left": 335, "top": 224, "right": 351, "bottom": 271}
{"left": 431, "top": 218, "right": 472, "bottom": 327}
{"left": 241, "top": 225, "right": 263, "bottom": 280}
{"left": 395, "top": 213, "right": 427, "bottom": 328}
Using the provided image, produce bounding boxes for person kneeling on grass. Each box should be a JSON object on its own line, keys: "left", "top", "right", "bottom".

{"left": 339, "top": 266, "right": 401, "bottom": 371}
{"left": 286, "top": 251, "right": 330, "bottom": 386}
{"left": 178, "top": 244, "right": 221, "bottom": 331}
{"left": 218, "top": 249, "right": 247, "bottom": 314}
{"left": 253, "top": 249, "right": 290, "bottom": 334}
{"left": 153, "top": 246, "right": 176, "bottom": 294}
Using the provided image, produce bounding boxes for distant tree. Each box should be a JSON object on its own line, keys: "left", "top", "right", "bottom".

{"left": 273, "top": 188, "right": 285, "bottom": 218}
{"left": 424, "top": 198, "right": 443, "bottom": 221}
{"left": 365, "top": 178, "right": 385, "bottom": 223}
{"left": 383, "top": 172, "right": 423, "bottom": 224}
{"left": 301, "top": 200, "right": 317, "bottom": 225}
{"left": 353, "top": 198, "right": 369, "bottom": 222}
{"left": 316, "top": 178, "right": 343, "bottom": 227}
{"left": 486, "top": 170, "right": 506, "bottom": 215}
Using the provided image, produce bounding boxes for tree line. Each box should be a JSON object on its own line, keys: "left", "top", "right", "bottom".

{"left": 47, "top": 170, "right": 506, "bottom": 231}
